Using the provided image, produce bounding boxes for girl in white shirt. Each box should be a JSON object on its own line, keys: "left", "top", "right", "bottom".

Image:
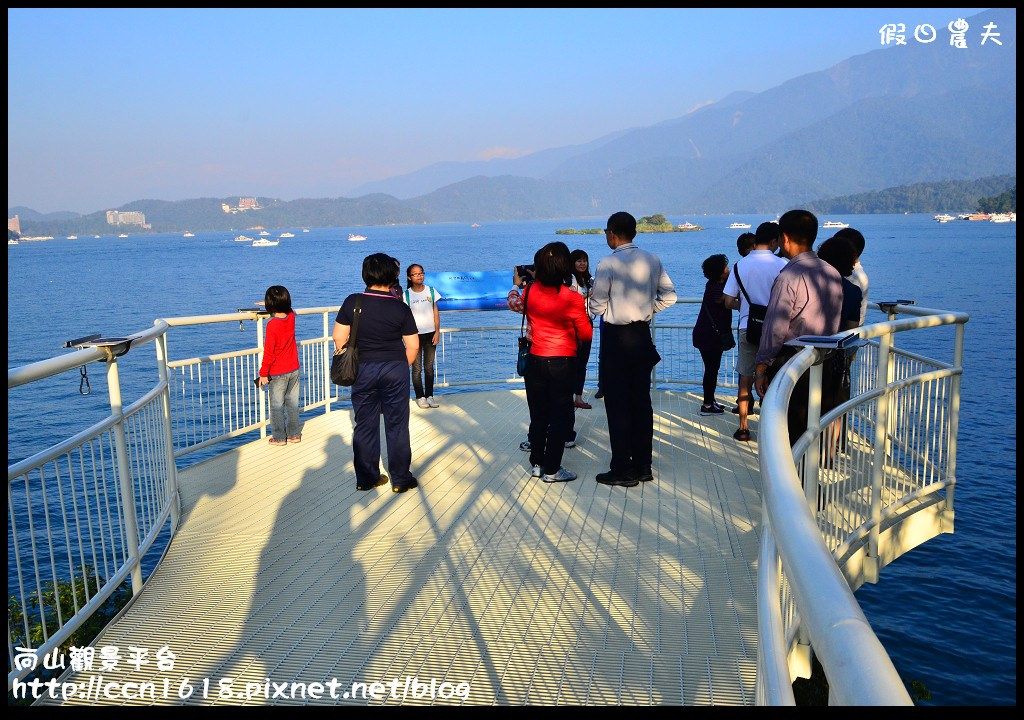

{"left": 404, "top": 264, "right": 442, "bottom": 408}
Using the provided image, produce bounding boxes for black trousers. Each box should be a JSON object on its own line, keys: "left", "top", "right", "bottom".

{"left": 697, "top": 346, "right": 723, "bottom": 406}
{"left": 524, "top": 355, "right": 576, "bottom": 474}
{"left": 601, "top": 322, "right": 660, "bottom": 473}
{"left": 352, "top": 360, "right": 416, "bottom": 487}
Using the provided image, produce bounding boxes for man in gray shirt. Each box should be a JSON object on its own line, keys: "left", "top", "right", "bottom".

{"left": 589, "top": 211, "right": 677, "bottom": 486}
{"left": 754, "top": 209, "right": 844, "bottom": 447}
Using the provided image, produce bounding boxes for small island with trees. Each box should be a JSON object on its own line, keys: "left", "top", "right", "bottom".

{"left": 556, "top": 214, "right": 702, "bottom": 235}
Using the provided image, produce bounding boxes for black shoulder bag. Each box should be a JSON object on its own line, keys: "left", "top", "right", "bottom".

{"left": 331, "top": 296, "right": 362, "bottom": 386}
{"left": 702, "top": 304, "right": 735, "bottom": 351}
{"left": 516, "top": 285, "right": 531, "bottom": 377}
{"left": 734, "top": 264, "right": 767, "bottom": 345}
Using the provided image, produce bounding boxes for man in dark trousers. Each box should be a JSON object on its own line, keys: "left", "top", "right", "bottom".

{"left": 589, "top": 211, "right": 677, "bottom": 487}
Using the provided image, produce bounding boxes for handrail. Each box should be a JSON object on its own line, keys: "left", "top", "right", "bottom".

{"left": 756, "top": 302, "right": 967, "bottom": 705}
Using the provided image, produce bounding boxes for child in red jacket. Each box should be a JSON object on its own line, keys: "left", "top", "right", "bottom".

{"left": 258, "top": 286, "right": 301, "bottom": 445}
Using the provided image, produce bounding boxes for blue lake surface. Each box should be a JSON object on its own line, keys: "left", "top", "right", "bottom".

{"left": 7, "top": 214, "right": 1016, "bottom": 704}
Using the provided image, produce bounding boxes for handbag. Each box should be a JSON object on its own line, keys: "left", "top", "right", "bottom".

{"left": 702, "top": 304, "right": 735, "bottom": 352}
{"left": 516, "top": 285, "right": 531, "bottom": 377}
{"left": 734, "top": 264, "right": 767, "bottom": 345}
{"left": 331, "top": 297, "right": 362, "bottom": 386}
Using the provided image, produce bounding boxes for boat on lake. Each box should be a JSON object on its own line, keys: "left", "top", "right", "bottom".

{"left": 279, "top": 232, "right": 295, "bottom": 238}
{"left": 934, "top": 214, "right": 955, "bottom": 223}
{"left": 302, "top": 228, "right": 309, "bottom": 232}
{"left": 251, "top": 238, "right": 279, "bottom": 247}
{"left": 822, "top": 221, "right": 849, "bottom": 229}
{"left": 8, "top": 238, "right": 18, "bottom": 245}
{"left": 258, "top": 230, "right": 270, "bottom": 236}
{"left": 676, "top": 222, "right": 702, "bottom": 231}
{"left": 729, "top": 222, "right": 751, "bottom": 229}
{"left": 989, "top": 213, "right": 1014, "bottom": 223}
{"left": 348, "top": 233, "right": 367, "bottom": 242}
{"left": 966, "top": 213, "right": 991, "bottom": 221}
{"left": 183, "top": 232, "right": 195, "bottom": 237}
{"left": 234, "top": 235, "right": 254, "bottom": 242}
{"left": 118, "top": 233, "right": 129, "bottom": 238}
{"left": 66, "top": 235, "right": 78, "bottom": 240}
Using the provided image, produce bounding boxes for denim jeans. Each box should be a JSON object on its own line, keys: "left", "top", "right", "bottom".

{"left": 411, "top": 332, "right": 437, "bottom": 398}
{"left": 268, "top": 369, "right": 301, "bottom": 441}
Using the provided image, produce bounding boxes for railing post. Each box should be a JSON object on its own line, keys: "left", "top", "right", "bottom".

{"left": 154, "top": 333, "right": 180, "bottom": 527}
{"left": 256, "top": 316, "right": 267, "bottom": 438}
{"left": 323, "top": 311, "right": 333, "bottom": 414}
{"left": 804, "top": 357, "right": 822, "bottom": 512}
{"left": 105, "top": 352, "right": 143, "bottom": 594}
{"left": 941, "top": 321, "right": 965, "bottom": 532}
{"left": 866, "top": 331, "right": 893, "bottom": 583}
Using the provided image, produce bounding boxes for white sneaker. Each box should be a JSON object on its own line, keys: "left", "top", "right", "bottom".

{"left": 416, "top": 397, "right": 430, "bottom": 409}
{"left": 543, "top": 467, "right": 577, "bottom": 483}
{"left": 564, "top": 439, "right": 577, "bottom": 449}
{"left": 530, "top": 465, "right": 543, "bottom": 478}
{"left": 427, "top": 396, "right": 439, "bottom": 408}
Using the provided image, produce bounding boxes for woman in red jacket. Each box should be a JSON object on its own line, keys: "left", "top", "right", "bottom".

{"left": 521, "top": 242, "right": 593, "bottom": 483}
{"left": 258, "top": 285, "right": 301, "bottom": 445}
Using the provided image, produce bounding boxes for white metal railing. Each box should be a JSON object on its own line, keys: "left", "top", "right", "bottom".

{"left": 7, "top": 322, "right": 178, "bottom": 689}
{"left": 755, "top": 303, "right": 967, "bottom": 705}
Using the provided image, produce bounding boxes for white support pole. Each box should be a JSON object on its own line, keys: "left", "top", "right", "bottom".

{"left": 866, "top": 331, "right": 893, "bottom": 583}
{"left": 154, "top": 334, "right": 179, "bottom": 527}
{"left": 942, "top": 322, "right": 965, "bottom": 531}
{"left": 323, "top": 311, "right": 333, "bottom": 414}
{"left": 106, "top": 354, "right": 143, "bottom": 593}
{"left": 256, "top": 317, "right": 266, "bottom": 439}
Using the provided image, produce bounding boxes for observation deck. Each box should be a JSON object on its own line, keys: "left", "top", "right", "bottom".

{"left": 40, "top": 389, "right": 762, "bottom": 705}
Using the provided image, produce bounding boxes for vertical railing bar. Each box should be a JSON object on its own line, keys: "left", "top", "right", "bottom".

{"left": 9, "top": 480, "right": 34, "bottom": 651}
{"left": 70, "top": 447, "right": 98, "bottom": 603}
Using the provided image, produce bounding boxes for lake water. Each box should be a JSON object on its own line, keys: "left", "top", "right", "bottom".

{"left": 7, "top": 214, "right": 1016, "bottom": 704}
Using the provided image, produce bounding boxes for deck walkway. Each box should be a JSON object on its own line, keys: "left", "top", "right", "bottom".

{"left": 46, "top": 389, "right": 764, "bottom": 706}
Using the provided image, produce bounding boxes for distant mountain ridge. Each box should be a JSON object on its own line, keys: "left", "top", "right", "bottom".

{"left": 12, "top": 8, "right": 1015, "bottom": 231}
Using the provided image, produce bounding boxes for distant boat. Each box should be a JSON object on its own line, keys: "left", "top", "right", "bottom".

{"left": 676, "top": 222, "right": 702, "bottom": 231}
{"left": 118, "top": 233, "right": 129, "bottom": 238}
{"left": 8, "top": 238, "right": 18, "bottom": 245}
{"left": 234, "top": 235, "right": 255, "bottom": 242}
{"left": 258, "top": 230, "right": 270, "bottom": 236}
{"left": 183, "top": 231, "right": 195, "bottom": 237}
{"left": 348, "top": 234, "right": 367, "bottom": 242}
{"left": 990, "top": 213, "right": 1014, "bottom": 223}
{"left": 822, "top": 221, "right": 849, "bottom": 229}
{"left": 966, "top": 213, "right": 991, "bottom": 221}
{"left": 302, "top": 228, "right": 310, "bottom": 233}
{"left": 933, "top": 214, "right": 955, "bottom": 222}
{"left": 93, "top": 235, "right": 100, "bottom": 238}
{"left": 728, "top": 222, "right": 751, "bottom": 229}
{"left": 252, "top": 238, "right": 280, "bottom": 247}
{"left": 279, "top": 232, "right": 295, "bottom": 238}
{"left": 66, "top": 235, "right": 78, "bottom": 240}
{"left": 471, "top": 223, "right": 481, "bottom": 228}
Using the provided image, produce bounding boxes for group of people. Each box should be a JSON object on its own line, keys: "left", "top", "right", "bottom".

{"left": 257, "top": 254, "right": 443, "bottom": 493}
{"left": 693, "top": 210, "right": 868, "bottom": 449}
{"left": 257, "top": 208, "right": 868, "bottom": 495}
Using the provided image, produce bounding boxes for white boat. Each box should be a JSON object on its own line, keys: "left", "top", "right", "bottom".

{"left": 118, "top": 233, "right": 129, "bottom": 238}
{"left": 989, "top": 213, "right": 1014, "bottom": 223}
{"left": 302, "top": 228, "right": 309, "bottom": 233}
{"left": 279, "top": 232, "right": 295, "bottom": 238}
{"left": 348, "top": 234, "right": 367, "bottom": 242}
{"left": 676, "top": 222, "right": 702, "bottom": 231}
{"left": 252, "top": 238, "right": 279, "bottom": 247}
{"left": 67, "top": 235, "right": 78, "bottom": 240}
{"left": 822, "top": 221, "right": 849, "bottom": 229}
{"left": 933, "top": 214, "right": 955, "bottom": 222}
{"left": 728, "top": 222, "right": 751, "bottom": 229}
{"left": 183, "top": 232, "right": 195, "bottom": 237}
{"left": 8, "top": 238, "right": 18, "bottom": 245}
{"left": 93, "top": 235, "right": 100, "bottom": 238}
{"left": 234, "top": 235, "right": 254, "bottom": 242}
{"left": 258, "top": 230, "right": 270, "bottom": 236}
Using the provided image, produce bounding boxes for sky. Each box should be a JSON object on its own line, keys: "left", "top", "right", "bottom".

{"left": 7, "top": 8, "right": 989, "bottom": 215}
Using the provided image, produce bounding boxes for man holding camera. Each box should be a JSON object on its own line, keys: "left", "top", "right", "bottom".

{"left": 589, "top": 211, "right": 676, "bottom": 487}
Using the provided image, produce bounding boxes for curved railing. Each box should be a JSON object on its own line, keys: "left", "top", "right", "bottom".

{"left": 7, "top": 322, "right": 179, "bottom": 688}
{"left": 755, "top": 304, "right": 967, "bottom": 705}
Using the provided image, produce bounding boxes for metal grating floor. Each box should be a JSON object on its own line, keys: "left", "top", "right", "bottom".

{"left": 41, "top": 389, "right": 764, "bottom": 705}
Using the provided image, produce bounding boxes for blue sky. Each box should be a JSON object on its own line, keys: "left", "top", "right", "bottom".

{"left": 7, "top": 8, "right": 988, "bottom": 214}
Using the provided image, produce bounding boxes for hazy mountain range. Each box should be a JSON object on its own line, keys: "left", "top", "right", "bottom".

{"left": 12, "top": 7, "right": 1015, "bottom": 233}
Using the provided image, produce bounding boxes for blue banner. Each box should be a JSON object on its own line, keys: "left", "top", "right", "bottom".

{"left": 425, "top": 270, "right": 513, "bottom": 311}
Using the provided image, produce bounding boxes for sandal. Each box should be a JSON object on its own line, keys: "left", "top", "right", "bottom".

{"left": 733, "top": 427, "right": 751, "bottom": 442}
